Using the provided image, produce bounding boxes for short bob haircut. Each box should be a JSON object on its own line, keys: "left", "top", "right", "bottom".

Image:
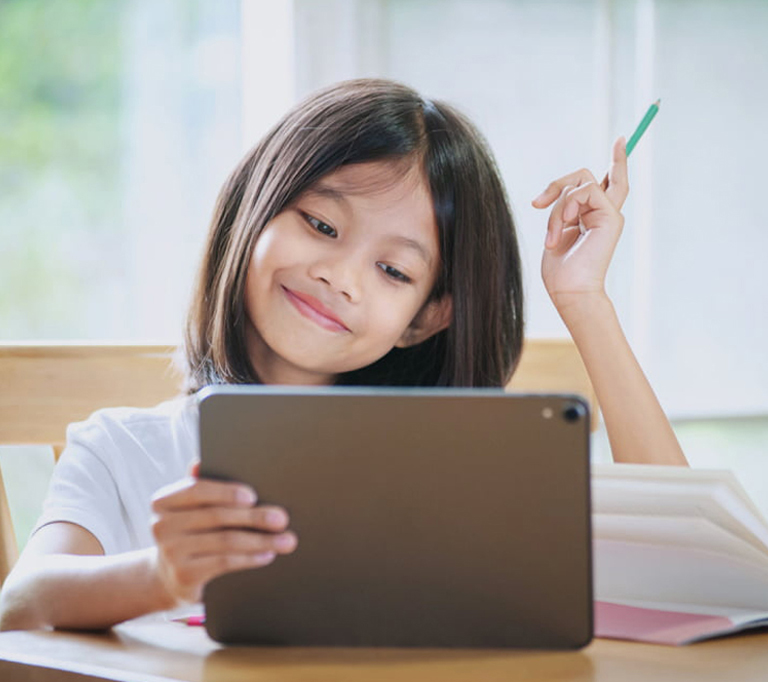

{"left": 184, "top": 78, "right": 523, "bottom": 391}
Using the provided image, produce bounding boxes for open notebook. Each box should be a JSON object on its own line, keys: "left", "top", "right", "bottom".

{"left": 592, "top": 463, "right": 768, "bottom": 645}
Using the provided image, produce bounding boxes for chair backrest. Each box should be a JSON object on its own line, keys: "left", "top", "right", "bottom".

{"left": 505, "top": 338, "right": 596, "bottom": 409}
{"left": 0, "top": 344, "right": 183, "bottom": 583}
{"left": 0, "top": 340, "right": 595, "bottom": 585}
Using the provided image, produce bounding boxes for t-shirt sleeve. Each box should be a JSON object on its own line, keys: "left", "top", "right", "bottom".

{"left": 33, "top": 418, "right": 130, "bottom": 556}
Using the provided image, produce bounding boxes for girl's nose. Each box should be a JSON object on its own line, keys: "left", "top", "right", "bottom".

{"left": 308, "top": 253, "right": 362, "bottom": 302}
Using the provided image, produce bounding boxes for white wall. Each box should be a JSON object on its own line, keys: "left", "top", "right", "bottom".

{"left": 284, "top": 0, "right": 768, "bottom": 418}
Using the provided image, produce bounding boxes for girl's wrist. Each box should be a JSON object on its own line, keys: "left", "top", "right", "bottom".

{"left": 143, "top": 548, "right": 183, "bottom": 612}
{"left": 550, "top": 290, "right": 615, "bottom": 331}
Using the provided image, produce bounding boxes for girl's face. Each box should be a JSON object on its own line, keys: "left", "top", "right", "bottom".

{"left": 243, "top": 161, "right": 451, "bottom": 385}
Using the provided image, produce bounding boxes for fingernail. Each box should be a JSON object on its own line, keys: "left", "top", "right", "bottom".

{"left": 237, "top": 487, "right": 257, "bottom": 505}
{"left": 253, "top": 551, "right": 276, "bottom": 563}
{"left": 275, "top": 534, "right": 296, "bottom": 551}
{"left": 267, "top": 509, "right": 287, "bottom": 526}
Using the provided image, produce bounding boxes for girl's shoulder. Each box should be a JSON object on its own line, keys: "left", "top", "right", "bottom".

{"left": 64, "top": 395, "right": 199, "bottom": 466}
{"left": 80, "top": 394, "right": 197, "bottom": 427}
{"left": 43, "top": 396, "right": 200, "bottom": 555}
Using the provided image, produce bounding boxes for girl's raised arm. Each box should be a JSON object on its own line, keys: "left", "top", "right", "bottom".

{"left": 532, "top": 138, "right": 688, "bottom": 466}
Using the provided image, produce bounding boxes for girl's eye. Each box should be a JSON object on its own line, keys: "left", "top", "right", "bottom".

{"left": 303, "top": 212, "right": 337, "bottom": 238}
{"left": 377, "top": 263, "right": 412, "bottom": 284}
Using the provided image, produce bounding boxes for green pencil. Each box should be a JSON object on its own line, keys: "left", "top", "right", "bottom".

{"left": 600, "top": 99, "right": 660, "bottom": 189}
{"left": 626, "top": 99, "right": 660, "bottom": 156}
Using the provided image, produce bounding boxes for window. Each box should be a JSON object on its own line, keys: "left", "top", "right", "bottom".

{"left": 1, "top": 0, "right": 243, "bottom": 340}
{"left": 3, "top": 0, "right": 766, "bottom": 494}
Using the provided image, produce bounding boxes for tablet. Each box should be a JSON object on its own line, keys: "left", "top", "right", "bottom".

{"left": 198, "top": 385, "right": 592, "bottom": 649}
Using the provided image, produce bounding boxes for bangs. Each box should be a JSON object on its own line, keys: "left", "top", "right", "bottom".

{"left": 299, "top": 155, "right": 426, "bottom": 201}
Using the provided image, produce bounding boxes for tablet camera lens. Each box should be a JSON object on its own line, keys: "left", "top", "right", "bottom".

{"left": 562, "top": 402, "right": 586, "bottom": 423}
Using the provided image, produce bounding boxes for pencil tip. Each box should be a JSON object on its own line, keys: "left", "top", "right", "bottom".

{"left": 655, "top": 98, "right": 661, "bottom": 107}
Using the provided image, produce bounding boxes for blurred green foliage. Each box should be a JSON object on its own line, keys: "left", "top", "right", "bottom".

{"left": 0, "top": 0, "right": 123, "bottom": 337}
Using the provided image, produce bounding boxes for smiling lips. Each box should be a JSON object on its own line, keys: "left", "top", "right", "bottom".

{"left": 282, "top": 286, "right": 350, "bottom": 333}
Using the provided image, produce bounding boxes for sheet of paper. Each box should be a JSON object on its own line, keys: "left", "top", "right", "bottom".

{"left": 593, "top": 478, "right": 768, "bottom": 553}
{"left": 594, "top": 539, "right": 768, "bottom": 610}
{"left": 593, "top": 514, "right": 768, "bottom": 568}
{"left": 593, "top": 463, "right": 767, "bottom": 529}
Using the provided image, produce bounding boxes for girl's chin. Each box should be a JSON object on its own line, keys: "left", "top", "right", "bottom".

{"left": 256, "top": 353, "right": 343, "bottom": 385}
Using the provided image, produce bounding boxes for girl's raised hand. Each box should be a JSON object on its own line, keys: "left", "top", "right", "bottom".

{"left": 532, "top": 137, "right": 629, "bottom": 311}
{"left": 149, "top": 464, "right": 297, "bottom": 605}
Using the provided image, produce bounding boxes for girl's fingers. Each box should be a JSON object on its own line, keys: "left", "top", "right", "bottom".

{"left": 548, "top": 225, "right": 582, "bottom": 255}
{"left": 175, "top": 551, "right": 278, "bottom": 600}
{"left": 605, "top": 136, "right": 629, "bottom": 208}
{"left": 152, "top": 477, "right": 257, "bottom": 513}
{"left": 154, "top": 519, "right": 297, "bottom": 602}
{"left": 562, "top": 182, "right": 623, "bottom": 235}
{"left": 153, "top": 504, "right": 290, "bottom": 538}
{"left": 563, "top": 182, "right": 605, "bottom": 222}
{"left": 152, "top": 476, "right": 297, "bottom": 604}
{"left": 536, "top": 137, "right": 629, "bottom": 210}
{"left": 546, "top": 184, "right": 578, "bottom": 249}
{"left": 184, "top": 528, "right": 297, "bottom": 558}
{"left": 193, "top": 551, "right": 278, "bottom": 583}
{"left": 547, "top": 181, "right": 621, "bottom": 249}
{"left": 532, "top": 168, "right": 598, "bottom": 208}
{"left": 162, "top": 550, "right": 278, "bottom": 602}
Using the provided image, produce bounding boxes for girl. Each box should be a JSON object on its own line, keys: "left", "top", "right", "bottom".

{"left": 0, "top": 79, "right": 687, "bottom": 631}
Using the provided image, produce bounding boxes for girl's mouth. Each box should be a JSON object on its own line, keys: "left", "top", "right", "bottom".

{"left": 282, "top": 286, "right": 351, "bottom": 333}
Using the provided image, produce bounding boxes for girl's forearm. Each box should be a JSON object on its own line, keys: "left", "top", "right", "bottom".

{"left": 0, "top": 549, "right": 177, "bottom": 631}
{"left": 555, "top": 292, "right": 688, "bottom": 466}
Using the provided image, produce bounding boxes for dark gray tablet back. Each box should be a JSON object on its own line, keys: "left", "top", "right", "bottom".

{"left": 199, "top": 386, "right": 592, "bottom": 649}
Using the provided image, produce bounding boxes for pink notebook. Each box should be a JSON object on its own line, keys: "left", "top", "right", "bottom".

{"left": 595, "top": 601, "right": 768, "bottom": 645}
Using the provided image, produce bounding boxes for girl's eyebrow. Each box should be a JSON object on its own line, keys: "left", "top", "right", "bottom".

{"left": 386, "top": 235, "right": 433, "bottom": 267}
{"left": 305, "top": 183, "right": 348, "bottom": 203}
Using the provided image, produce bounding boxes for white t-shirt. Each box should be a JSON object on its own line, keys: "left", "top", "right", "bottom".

{"left": 33, "top": 396, "right": 200, "bottom": 555}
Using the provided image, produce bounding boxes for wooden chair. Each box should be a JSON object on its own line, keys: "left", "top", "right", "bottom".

{"left": 0, "top": 344, "right": 183, "bottom": 584}
{"left": 0, "top": 340, "right": 595, "bottom": 586}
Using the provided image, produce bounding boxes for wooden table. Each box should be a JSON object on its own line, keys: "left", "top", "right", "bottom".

{"left": 1, "top": 619, "right": 767, "bottom": 682}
